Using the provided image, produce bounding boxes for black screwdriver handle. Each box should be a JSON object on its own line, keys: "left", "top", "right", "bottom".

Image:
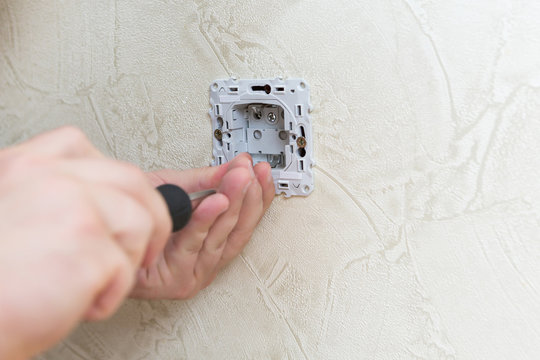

{"left": 156, "top": 184, "right": 192, "bottom": 232}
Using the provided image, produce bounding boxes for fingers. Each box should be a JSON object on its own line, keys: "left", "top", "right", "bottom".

{"left": 216, "top": 161, "right": 273, "bottom": 269}
{"left": 56, "top": 158, "right": 171, "bottom": 267}
{"left": 224, "top": 154, "right": 274, "bottom": 213}
{"left": 88, "top": 185, "right": 154, "bottom": 266}
{"left": 146, "top": 154, "right": 250, "bottom": 213}
{"left": 171, "top": 194, "right": 229, "bottom": 254}
{"left": 83, "top": 185, "right": 157, "bottom": 318}
{"left": 83, "top": 246, "right": 133, "bottom": 321}
{"left": 216, "top": 160, "right": 274, "bottom": 270}
{"left": 14, "top": 126, "right": 104, "bottom": 159}
{"left": 148, "top": 162, "right": 230, "bottom": 191}
{"left": 147, "top": 153, "right": 253, "bottom": 192}
{"left": 132, "top": 152, "right": 275, "bottom": 299}
{"left": 216, "top": 180, "right": 262, "bottom": 268}
{"left": 194, "top": 166, "right": 252, "bottom": 283}
{"left": 156, "top": 193, "right": 229, "bottom": 298}
{"left": 254, "top": 161, "right": 275, "bottom": 213}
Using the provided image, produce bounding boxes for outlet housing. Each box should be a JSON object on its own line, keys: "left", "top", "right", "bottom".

{"left": 210, "top": 78, "right": 314, "bottom": 197}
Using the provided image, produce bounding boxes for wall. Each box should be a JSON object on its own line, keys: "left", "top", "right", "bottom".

{"left": 1, "top": 1, "right": 540, "bottom": 359}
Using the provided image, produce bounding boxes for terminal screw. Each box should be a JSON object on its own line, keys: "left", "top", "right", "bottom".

{"left": 214, "top": 129, "right": 223, "bottom": 141}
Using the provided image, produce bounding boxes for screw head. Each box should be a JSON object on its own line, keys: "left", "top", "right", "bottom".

{"left": 214, "top": 129, "right": 223, "bottom": 141}
{"left": 267, "top": 112, "right": 277, "bottom": 123}
{"left": 296, "top": 136, "right": 307, "bottom": 148}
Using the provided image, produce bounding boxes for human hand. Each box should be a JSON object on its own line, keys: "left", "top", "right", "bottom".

{"left": 0, "top": 127, "right": 171, "bottom": 360}
{"left": 131, "top": 153, "right": 275, "bottom": 299}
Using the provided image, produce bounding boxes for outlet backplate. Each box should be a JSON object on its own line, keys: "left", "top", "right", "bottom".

{"left": 210, "top": 78, "right": 314, "bottom": 197}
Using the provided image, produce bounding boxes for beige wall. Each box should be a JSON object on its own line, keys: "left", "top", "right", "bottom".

{"left": 2, "top": 1, "right": 540, "bottom": 359}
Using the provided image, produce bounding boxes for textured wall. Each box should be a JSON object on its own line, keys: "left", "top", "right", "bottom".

{"left": 2, "top": 0, "right": 540, "bottom": 359}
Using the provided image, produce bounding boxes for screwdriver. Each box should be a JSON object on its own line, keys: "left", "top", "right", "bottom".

{"left": 156, "top": 184, "right": 216, "bottom": 232}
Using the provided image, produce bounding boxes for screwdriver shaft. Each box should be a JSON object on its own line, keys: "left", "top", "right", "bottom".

{"left": 189, "top": 189, "right": 216, "bottom": 201}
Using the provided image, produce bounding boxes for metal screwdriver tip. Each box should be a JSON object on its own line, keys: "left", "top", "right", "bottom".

{"left": 189, "top": 189, "right": 217, "bottom": 201}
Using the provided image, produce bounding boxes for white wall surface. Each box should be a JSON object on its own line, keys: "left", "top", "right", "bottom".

{"left": 1, "top": 1, "right": 540, "bottom": 359}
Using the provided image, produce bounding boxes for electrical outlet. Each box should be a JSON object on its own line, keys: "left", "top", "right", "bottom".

{"left": 209, "top": 78, "right": 314, "bottom": 197}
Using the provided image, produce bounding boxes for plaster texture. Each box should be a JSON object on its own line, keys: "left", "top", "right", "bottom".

{"left": 1, "top": 1, "right": 540, "bottom": 359}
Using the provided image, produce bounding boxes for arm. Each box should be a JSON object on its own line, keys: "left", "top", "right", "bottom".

{"left": 0, "top": 127, "right": 274, "bottom": 359}
{"left": 0, "top": 127, "right": 170, "bottom": 359}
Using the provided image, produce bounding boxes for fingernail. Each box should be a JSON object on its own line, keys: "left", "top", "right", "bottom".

{"left": 268, "top": 172, "right": 274, "bottom": 184}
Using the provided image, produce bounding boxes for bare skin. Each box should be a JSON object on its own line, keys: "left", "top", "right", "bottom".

{"left": 0, "top": 127, "right": 274, "bottom": 360}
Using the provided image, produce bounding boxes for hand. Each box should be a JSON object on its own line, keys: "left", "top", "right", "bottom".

{"left": 131, "top": 153, "right": 275, "bottom": 299}
{"left": 0, "top": 127, "right": 171, "bottom": 360}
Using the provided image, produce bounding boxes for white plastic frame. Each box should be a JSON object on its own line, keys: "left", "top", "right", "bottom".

{"left": 210, "top": 78, "right": 314, "bottom": 197}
